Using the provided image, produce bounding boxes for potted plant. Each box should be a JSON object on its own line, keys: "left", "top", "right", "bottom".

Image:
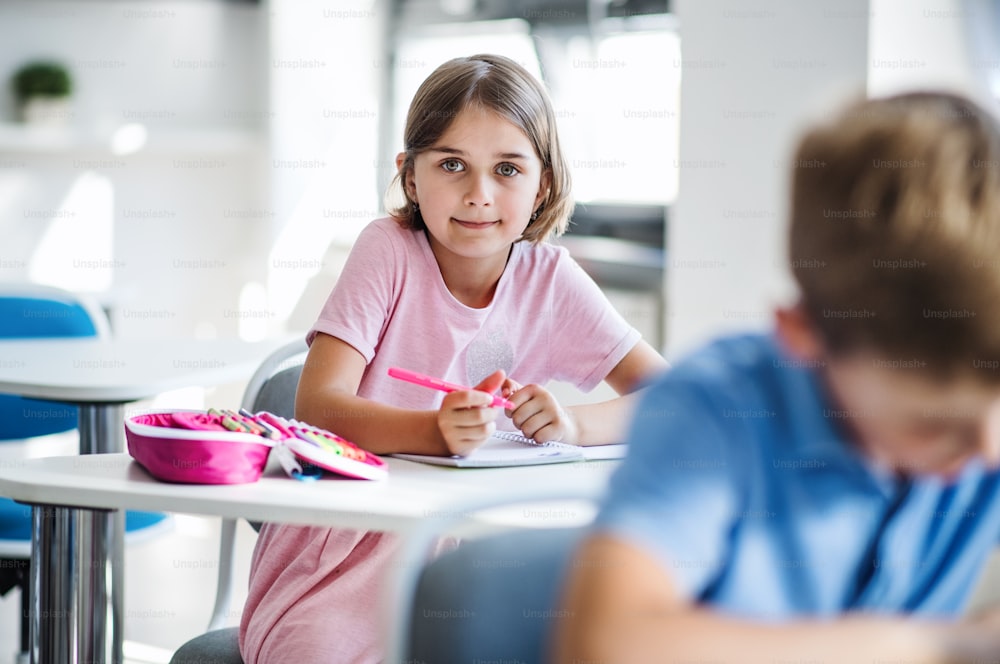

{"left": 11, "top": 60, "right": 73, "bottom": 126}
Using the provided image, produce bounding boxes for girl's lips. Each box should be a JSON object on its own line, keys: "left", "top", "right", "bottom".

{"left": 453, "top": 218, "right": 499, "bottom": 229}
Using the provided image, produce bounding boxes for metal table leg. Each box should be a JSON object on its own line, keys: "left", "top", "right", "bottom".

{"left": 78, "top": 404, "right": 124, "bottom": 455}
{"left": 29, "top": 402, "right": 126, "bottom": 663}
{"left": 31, "top": 504, "right": 122, "bottom": 664}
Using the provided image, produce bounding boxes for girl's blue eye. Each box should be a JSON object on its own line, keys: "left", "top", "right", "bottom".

{"left": 442, "top": 159, "right": 464, "bottom": 172}
{"left": 497, "top": 163, "right": 518, "bottom": 177}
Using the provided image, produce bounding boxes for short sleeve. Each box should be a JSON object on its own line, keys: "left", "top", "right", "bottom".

{"left": 547, "top": 253, "right": 641, "bottom": 391}
{"left": 306, "top": 221, "right": 399, "bottom": 362}
{"left": 594, "top": 372, "right": 742, "bottom": 599}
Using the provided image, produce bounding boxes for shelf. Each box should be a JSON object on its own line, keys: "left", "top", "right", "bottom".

{"left": 0, "top": 123, "right": 263, "bottom": 156}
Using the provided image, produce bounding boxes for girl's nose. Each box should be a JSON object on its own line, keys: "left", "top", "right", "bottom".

{"left": 464, "top": 173, "right": 493, "bottom": 207}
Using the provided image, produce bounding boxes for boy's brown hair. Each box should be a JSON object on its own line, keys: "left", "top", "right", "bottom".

{"left": 789, "top": 92, "right": 1000, "bottom": 379}
{"left": 386, "top": 53, "right": 573, "bottom": 243}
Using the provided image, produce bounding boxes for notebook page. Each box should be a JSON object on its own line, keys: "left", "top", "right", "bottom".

{"left": 493, "top": 431, "right": 626, "bottom": 460}
{"left": 391, "top": 430, "right": 584, "bottom": 467}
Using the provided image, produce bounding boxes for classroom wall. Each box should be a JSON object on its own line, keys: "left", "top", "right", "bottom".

{"left": 263, "top": 0, "right": 386, "bottom": 336}
{"left": 4, "top": 0, "right": 995, "bottom": 353}
{"left": 666, "top": 0, "right": 996, "bottom": 359}
{"left": 0, "top": 0, "right": 386, "bottom": 342}
{"left": 667, "top": 0, "right": 870, "bottom": 358}
{"left": 0, "top": 0, "right": 270, "bottom": 339}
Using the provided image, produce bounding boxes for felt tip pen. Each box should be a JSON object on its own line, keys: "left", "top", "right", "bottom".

{"left": 387, "top": 367, "right": 516, "bottom": 410}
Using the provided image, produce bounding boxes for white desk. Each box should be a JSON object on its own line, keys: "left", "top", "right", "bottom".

{"left": 0, "top": 337, "right": 292, "bottom": 664}
{"left": 0, "top": 337, "right": 294, "bottom": 458}
{"left": 0, "top": 453, "right": 615, "bottom": 663}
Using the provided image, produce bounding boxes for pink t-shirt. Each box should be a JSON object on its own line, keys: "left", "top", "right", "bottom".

{"left": 240, "top": 218, "right": 640, "bottom": 663}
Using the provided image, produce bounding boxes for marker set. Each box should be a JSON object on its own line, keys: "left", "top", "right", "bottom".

{"left": 207, "top": 408, "right": 283, "bottom": 438}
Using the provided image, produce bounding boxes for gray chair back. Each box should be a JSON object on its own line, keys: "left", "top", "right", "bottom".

{"left": 249, "top": 364, "right": 303, "bottom": 419}
{"left": 407, "top": 527, "right": 585, "bottom": 663}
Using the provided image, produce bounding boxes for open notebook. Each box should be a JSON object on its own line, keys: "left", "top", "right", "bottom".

{"left": 392, "top": 430, "right": 626, "bottom": 468}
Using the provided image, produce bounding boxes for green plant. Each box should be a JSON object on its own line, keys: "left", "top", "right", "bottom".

{"left": 12, "top": 61, "right": 72, "bottom": 101}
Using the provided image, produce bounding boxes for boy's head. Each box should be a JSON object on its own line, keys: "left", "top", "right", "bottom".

{"left": 782, "top": 91, "right": 1000, "bottom": 477}
{"left": 387, "top": 53, "right": 573, "bottom": 243}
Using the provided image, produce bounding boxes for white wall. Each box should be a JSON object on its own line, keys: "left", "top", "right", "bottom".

{"left": 667, "top": 0, "right": 870, "bottom": 358}
{"left": 0, "top": 0, "right": 270, "bottom": 339}
{"left": 0, "top": 0, "right": 386, "bottom": 342}
{"left": 0, "top": 1, "right": 265, "bottom": 129}
{"left": 666, "top": 0, "right": 998, "bottom": 359}
{"left": 264, "top": 0, "right": 385, "bottom": 335}
{"left": 869, "top": 0, "right": 990, "bottom": 99}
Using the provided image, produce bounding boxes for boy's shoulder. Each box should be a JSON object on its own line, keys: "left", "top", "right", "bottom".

{"left": 652, "top": 332, "right": 839, "bottom": 457}
{"left": 665, "top": 332, "right": 794, "bottom": 392}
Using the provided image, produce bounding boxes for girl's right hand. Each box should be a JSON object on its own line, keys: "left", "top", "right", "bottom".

{"left": 437, "top": 369, "right": 506, "bottom": 456}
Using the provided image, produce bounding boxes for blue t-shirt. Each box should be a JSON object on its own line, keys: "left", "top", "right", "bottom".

{"left": 596, "top": 333, "right": 1000, "bottom": 618}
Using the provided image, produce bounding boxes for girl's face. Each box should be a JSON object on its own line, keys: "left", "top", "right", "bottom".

{"left": 399, "top": 106, "right": 550, "bottom": 266}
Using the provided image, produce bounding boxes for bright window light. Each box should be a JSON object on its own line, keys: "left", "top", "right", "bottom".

{"left": 554, "top": 29, "right": 679, "bottom": 204}
{"left": 391, "top": 19, "right": 541, "bottom": 152}
{"left": 391, "top": 19, "right": 678, "bottom": 206}
{"left": 28, "top": 170, "right": 115, "bottom": 293}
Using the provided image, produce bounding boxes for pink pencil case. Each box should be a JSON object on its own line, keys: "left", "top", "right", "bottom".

{"left": 125, "top": 410, "right": 275, "bottom": 484}
{"left": 125, "top": 409, "right": 389, "bottom": 484}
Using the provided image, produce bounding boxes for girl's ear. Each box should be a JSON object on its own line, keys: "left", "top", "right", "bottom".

{"left": 774, "top": 302, "right": 825, "bottom": 361}
{"left": 395, "top": 152, "right": 417, "bottom": 203}
{"left": 534, "top": 169, "right": 552, "bottom": 211}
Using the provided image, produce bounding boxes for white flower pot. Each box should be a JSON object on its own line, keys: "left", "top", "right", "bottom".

{"left": 20, "top": 96, "right": 73, "bottom": 126}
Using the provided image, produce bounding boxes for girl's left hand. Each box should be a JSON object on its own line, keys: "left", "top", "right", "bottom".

{"left": 502, "top": 379, "right": 579, "bottom": 445}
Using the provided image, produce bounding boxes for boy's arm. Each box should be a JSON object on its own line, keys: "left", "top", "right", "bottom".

{"left": 295, "top": 333, "right": 499, "bottom": 455}
{"left": 555, "top": 533, "right": 997, "bottom": 664}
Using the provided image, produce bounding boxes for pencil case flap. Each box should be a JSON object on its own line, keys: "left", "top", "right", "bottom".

{"left": 253, "top": 410, "right": 389, "bottom": 481}
{"left": 125, "top": 409, "right": 274, "bottom": 485}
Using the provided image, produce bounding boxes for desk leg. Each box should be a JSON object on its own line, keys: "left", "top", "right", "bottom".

{"left": 66, "top": 403, "right": 125, "bottom": 663}
{"left": 79, "top": 403, "right": 124, "bottom": 455}
{"left": 30, "top": 505, "right": 123, "bottom": 664}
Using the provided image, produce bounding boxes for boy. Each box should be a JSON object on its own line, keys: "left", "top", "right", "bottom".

{"left": 555, "top": 91, "right": 1000, "bottom": 663}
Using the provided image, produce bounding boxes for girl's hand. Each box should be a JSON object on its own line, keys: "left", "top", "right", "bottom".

{"left": 437, "top": 369, "right": 506, "bottom": 456}
{"left": 504, "top": 381, "right": 579, "bottom": 444}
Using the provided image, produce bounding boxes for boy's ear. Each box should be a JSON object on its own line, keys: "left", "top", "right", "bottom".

{"left": 774, "top": 303, "right": 825, "bottom": 361}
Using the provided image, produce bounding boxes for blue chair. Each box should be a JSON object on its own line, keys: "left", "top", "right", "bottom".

{"left": 0, "top": 283, "right": 168, "bottom": 662}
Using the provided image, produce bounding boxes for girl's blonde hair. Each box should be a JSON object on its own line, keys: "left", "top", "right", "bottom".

{"left": 386, "top": 53, "right": 573, "bottom": 243}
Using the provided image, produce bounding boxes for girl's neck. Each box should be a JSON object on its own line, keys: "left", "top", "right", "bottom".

{"left": 426, "top": 232, "right": 512, "bottom": 309}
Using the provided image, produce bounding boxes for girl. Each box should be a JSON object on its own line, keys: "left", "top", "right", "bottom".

{"left": 240, "top": 53, "right": 667, "bottom": 663}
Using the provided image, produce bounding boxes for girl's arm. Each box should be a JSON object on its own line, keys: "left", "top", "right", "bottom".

{"left": 553, "top": 533, "right": 987, "bottom": 664}
{"left": 295, "top": 333, "right": 504, "bottom": 456}
{"left": 506, "top": 339, "right": 668, "bottom": 445}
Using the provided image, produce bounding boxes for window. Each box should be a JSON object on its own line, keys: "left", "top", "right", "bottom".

{"left": 387, "top": 2, "right": 678, "bottom": 205}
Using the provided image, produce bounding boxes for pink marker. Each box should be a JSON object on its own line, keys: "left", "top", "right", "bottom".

{"left": 388, "top": 367, "right": 515, "bottom": 410}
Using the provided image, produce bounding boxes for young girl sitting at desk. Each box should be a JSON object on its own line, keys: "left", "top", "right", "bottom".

{"left": 239, "top": 53, "right": 667, "bottom": 663}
